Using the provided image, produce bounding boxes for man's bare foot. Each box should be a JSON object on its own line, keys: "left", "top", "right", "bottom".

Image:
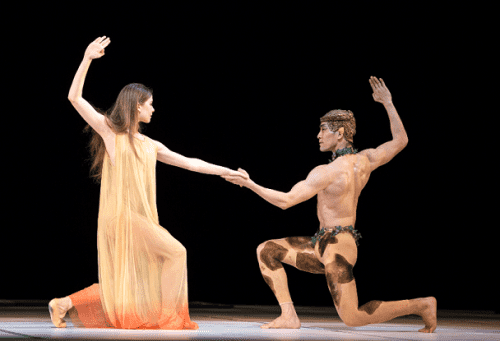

{"left": 48, "top": 297, "right": 73, "bottom": 328}
{"left": 414, "top": 297, "right": 437, "bottom": 333}
{"left": 261, "top": 314, "right": 301, "bottom": 329}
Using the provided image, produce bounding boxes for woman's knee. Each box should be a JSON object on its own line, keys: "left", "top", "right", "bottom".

{"left": 175, "top": 243, "right": 187, "bottom": 259}
{"left": 160, "top": 237, "right": 186, "bottom": 260}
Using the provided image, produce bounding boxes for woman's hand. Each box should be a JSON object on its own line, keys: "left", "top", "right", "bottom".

{"left": 228, "top": 168, "right": 249, "bottom": 179}
{"left": 68, "top": 36, "right": 113, "bottom": 136}
{"left": 369, "top": 76, "right": 392, "bottom": 105}
{"left": 222, "top": 168, "right": 253, "bottom": 188}
{"left": 84, "top": 36, "right": 111, "bottom": 60}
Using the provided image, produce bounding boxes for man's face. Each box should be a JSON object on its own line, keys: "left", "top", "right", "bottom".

{"left": 317, "top": 122, "right": 338, "bottom": 152}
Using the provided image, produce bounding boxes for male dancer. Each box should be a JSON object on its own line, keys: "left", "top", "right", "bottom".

{"left": 223, "top": 76, "right": 437, "bottom": 333}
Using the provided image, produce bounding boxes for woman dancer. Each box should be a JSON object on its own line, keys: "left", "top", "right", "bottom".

{"left": 49, "top": 36, "right": 246, "bottom": 330}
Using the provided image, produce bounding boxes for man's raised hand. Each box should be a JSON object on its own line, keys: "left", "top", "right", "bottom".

{"left": 369, "top": 76, "right": 392, "bottom": 105}
{"left": 84, "top": 36, "right": 111, "bottom": 60}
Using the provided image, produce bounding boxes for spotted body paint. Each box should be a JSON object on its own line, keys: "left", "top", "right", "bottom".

{"left": 262, "top": 274, "right": 277, "bottom": 295}
{"left": 359, "top": 300, "right": 383, "bottom": 315}
{"left": 318, "top": 232, "right": 339, "bottom": 257}
{"left": 259, "top": 242, "right": 289, "bottom": 271}
{"left": 326, "top": 271, "right": 342, "bottom": 306}
{"left": 327, "top": 254, "right": 354, "bottom": 284}
{"left": 325, "top": 253, "right": 355, "bottom": 306}
{"left": 296, "top": 253, "right": 325, "bottom": 274}
{"left": 285, "top": 237, "right": 313, "bottom": 250}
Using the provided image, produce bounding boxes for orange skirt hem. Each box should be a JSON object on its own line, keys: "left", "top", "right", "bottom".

{"left": 68, "top": 284, "right": 199, "bottom": 330}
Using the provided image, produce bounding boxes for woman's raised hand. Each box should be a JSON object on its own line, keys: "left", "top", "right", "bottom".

{"left": 84, "top": 36, "right": 111, "bottom": 60}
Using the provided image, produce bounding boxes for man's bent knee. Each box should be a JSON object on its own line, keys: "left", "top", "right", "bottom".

{"left": 257, "top": 240, "right": 289, "bottom": 271}
{"left": 337, "top": 301, "right": 382, "bottom": 327}
{"left": 340, "top": 314, "right": 364, "bottom": 327}
{"left": 256, "top": 241, "right": 267, "bottom": 256}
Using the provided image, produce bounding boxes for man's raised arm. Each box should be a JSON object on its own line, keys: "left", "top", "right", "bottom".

{"left": 360, "top": 76, "right": 409, "bottom": 172}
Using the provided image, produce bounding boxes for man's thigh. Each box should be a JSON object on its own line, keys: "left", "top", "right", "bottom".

{"left": 318, "top": 232, "right": 358, "bottom": 268}
{"left": 259, "top": 236, "right": 325, "bottom": 274}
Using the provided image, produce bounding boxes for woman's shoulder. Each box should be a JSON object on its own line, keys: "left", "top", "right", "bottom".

{"left": 145, "top": 135, "right": 161, "bottom": 145}
{"left": 142, "top": 135, "right": 163, "bottom": 152}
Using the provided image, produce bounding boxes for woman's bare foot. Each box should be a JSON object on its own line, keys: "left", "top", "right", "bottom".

{"left": 414, "top": 297, "right": 437, "bottom": 333}
{"left": 48, "top": 297, "right": 73, "bottom": 328}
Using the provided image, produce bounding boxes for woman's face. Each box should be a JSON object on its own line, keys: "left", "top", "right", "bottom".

{"left": 138, "top": 96, "right": 154, "bottom": 123}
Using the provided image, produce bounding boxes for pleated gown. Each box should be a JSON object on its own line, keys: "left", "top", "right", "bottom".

{"left": 68, "top": 134, "right": 198, "bottom": 330}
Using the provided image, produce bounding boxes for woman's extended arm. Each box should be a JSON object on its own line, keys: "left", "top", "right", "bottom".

{"left": 68, "top": 36, "right": 112, "bottom": 136}
{"left": 152, "top": 139, "right": 248, "bottom": 178}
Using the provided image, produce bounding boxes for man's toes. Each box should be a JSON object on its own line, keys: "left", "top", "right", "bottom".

{"left": 260, "top": 321, "right": 275, "bottom": 329}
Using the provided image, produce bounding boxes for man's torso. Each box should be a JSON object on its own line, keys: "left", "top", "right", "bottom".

{"left": 317, "top": 153, "right": 372, "bottom": 228}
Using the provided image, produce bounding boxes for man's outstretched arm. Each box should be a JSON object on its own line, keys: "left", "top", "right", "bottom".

{"left": 223, "top": 166, "right": 331, "bottom": 210}
{"left": 360, "top": 76, "right": 409, "bottom": 172}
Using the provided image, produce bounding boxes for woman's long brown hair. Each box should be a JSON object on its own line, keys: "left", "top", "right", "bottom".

{"left": 84, "top": 83, "right": 153, "bottom": 182}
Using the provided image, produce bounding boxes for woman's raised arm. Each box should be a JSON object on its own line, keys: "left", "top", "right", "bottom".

{"left": 68, "top": 37, "right": 112, "bottom": 136}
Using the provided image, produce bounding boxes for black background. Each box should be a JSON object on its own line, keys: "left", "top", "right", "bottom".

{"left": 4, "top": 4, "right": 496, "bottom": 312}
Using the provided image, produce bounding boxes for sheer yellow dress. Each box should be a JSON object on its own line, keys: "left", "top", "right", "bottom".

{"left": 68, "top": 133, "right": 198, "bottom": 330}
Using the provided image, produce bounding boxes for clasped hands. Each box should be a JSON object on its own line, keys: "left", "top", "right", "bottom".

{"left": 223, "top": 168, "right": 252, "bottom": 188}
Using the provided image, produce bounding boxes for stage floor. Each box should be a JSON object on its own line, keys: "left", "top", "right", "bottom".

{"left": 0, "top": 305, "right": 499, "bottom": 340}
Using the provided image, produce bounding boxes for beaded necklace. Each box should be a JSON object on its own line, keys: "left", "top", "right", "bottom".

{"left": 329, "top": 146, "right": 358, "bottom": 163}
